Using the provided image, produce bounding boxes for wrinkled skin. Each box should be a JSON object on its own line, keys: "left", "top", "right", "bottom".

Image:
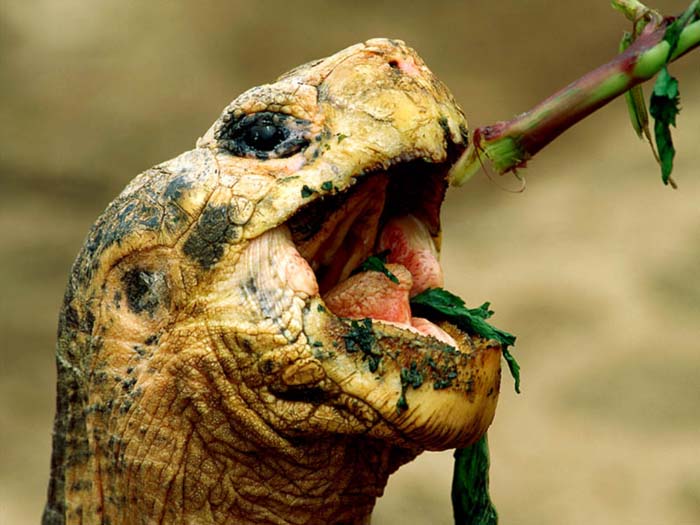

{"left": 44, "top": 39, "right": 502, "bottom": 525}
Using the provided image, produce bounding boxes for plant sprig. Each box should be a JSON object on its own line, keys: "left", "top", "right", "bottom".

{"left": 353, "top": 250, "right": 399, "bottom": 283}
{"left": 647, "top": 0, "right": 700, "bottom": 186}
{"left": 410, "top": 287, "right": 520, "bottom": 393}
{"left": 449, "top": 0, "right": 700, "bottom": 188}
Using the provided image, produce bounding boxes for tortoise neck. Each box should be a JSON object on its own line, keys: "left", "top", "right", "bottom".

{"left": 104, "top": 426, "right": 415, "bottom": 524}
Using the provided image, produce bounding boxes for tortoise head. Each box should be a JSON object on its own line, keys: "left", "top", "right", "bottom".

{"left": 45, "top": 38, "right": 501, "bottom": 525}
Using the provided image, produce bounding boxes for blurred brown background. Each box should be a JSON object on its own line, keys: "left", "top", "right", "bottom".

{"left": 1, "top": 1, "right": 699, "bottom": 524}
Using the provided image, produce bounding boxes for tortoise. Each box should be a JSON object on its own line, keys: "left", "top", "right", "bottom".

{"left": 44, "top": 38, "right": 502, "bottom": 525}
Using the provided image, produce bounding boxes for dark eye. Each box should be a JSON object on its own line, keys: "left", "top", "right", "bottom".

{"left": 216, "top": 111, "right": 311, "bottom": 159}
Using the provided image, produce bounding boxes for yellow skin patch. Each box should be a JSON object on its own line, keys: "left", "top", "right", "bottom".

{"left": 44, "top": 39, "right": 501, "bottom": 525}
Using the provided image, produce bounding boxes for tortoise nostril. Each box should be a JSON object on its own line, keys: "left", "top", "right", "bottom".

{"left": 388, "top": 59, "right": 399, "bottom": 69}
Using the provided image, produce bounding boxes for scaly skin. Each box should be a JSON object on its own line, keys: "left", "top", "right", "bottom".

{"left": 44, "top": 38, "right": 502, "bottom": 525}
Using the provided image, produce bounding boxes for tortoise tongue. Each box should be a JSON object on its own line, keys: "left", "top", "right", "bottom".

{"left": 323, "top": 264, "right": 456, "bottom": 347}
{"left": 376, "top": 214, "right": 443, "bottom": 297}
{"left": 323, "top": 263, "right": 414, "bottom": 324}
{"left": 323, "top": 215, "right": 456, "bottom": 347}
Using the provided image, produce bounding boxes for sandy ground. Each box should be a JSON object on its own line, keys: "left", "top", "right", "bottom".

{"left": 1, "top": 1, "right": 699, "bottom": 524}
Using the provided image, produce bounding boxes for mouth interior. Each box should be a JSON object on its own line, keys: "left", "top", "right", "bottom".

{"left": 287, "top": 160, "right": 457, "bottom": 346}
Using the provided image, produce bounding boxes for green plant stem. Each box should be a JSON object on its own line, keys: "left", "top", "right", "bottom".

{"left": 449, "top": 17, "right": 700, "bottom": 185}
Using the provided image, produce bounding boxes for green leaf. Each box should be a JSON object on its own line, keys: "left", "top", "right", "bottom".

{"left": 452, "top": 435, "right": 498, "bottom": 525}
{"left": 301, "top": 185, "right": 316, "bottom": 198}
{"left": 410, "top": 288, "right": 519, "bottom": 392}
{"left": 353, "top": 250, "right": 399, "bottom": 283}
{"left": 645, "top": 0, "right": 699, "bottom": 187}
{"left": 501, "top": 347, "right": 521, "bottom": 394}
{"left": 649, "top": 66, "right": 680, "bottom": 185}
{"left": 624, "top": 86, "right": 649, "bottom": 139}
{"left": 619, "top": 32, "right": 651, "bottom": 141}
{"left": 410, "top": 289, "right": 516, "bottom": 348}
{"left": 342, "top": 318, "right": 382, "bottom": 372}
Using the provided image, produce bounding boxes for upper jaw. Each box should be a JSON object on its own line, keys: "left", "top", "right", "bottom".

{"left": 198, "top": 38, "right": 470, "bottom": 242}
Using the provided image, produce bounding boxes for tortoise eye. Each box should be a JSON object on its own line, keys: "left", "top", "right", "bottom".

{"left": 217, "top": 111, "right": 311, "bottom": 160}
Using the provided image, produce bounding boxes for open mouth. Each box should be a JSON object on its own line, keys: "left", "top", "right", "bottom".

{"left": 287, "top": 158, "right": 461, "bottom": 349}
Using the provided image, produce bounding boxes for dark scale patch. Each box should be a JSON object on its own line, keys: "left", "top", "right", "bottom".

{"left": 70, "top": 479, "right": 92, "bottom": 492}
{"left": 67, "top": 149, "right": 216, "bottom": 294}
{"left": 243, "top": 277, "right": 257, "bottom": 295}
{"left": 459, "top": 123, "right": 469, "bottom": 145}
{"left": 164, "top": 174, "right": 193, "bottom": 201}
{"left": 259, "top": 359, "right": 275, "bottom": 375}
{"left": 121, "top": 268, "right": 169, "bottom": 315}
{"left": 121, "top": 377, "right": 137, "bottom": 392}
{"left": 113, "top": 290, "right": 122, "bottom": 308}
{"left": 81, "top": 309, "right": 95, "bottom": 334}
{"left": 182, "top": 203, "right": 241, "bottom": 268}
{"left": 438, "top": 115, "right": 451, "bottom": 144}
{"left": 64, "top": 305, "right": 80, "bottom": 332}
{"left": 91, "top": 370, "right": 108, "bottom": 385}
{"left": 83, "top": 197, "right": 164, "bottom": 262}
{"left": 163, "top": 201, "right": 190, "bottom": 235}
{"left": 144, "top": 334, "right": 159, "bottom": 346}
{"left": 465, "top": 378, "right": 474, "bottom": 394}
{"left": 162, "top": 175, "right": 193, "bottom": 234}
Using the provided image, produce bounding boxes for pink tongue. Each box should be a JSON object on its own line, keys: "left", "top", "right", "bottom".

{"left": 323, "top": 215, "right": 456, "bottom": 347}
{"left": 323, "top": 264, "right": 413, "bottom": 324}
{"left": 376, "top": 215, "right": 443, "bottom": 296}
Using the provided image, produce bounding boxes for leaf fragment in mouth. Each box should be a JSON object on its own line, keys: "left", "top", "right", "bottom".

{"left": 410, "top": 287, "right": 520, "bottom": 393}
{"left": 352, "top": 250, "right": 399, "bottom": 284}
